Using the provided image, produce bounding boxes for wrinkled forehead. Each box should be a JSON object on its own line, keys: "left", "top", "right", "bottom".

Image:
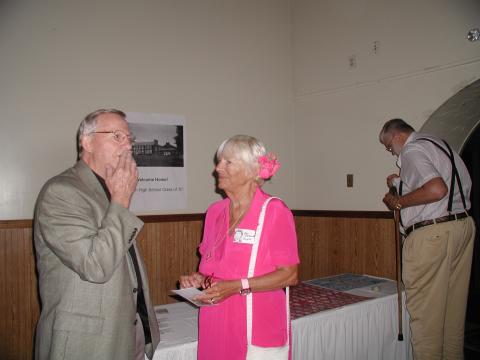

{"left": 97, "top": 113, "right": 130, "bottom": 131}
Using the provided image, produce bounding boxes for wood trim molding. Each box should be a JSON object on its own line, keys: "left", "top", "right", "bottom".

{"left": 0, "top": 214, "right": 205, "bottom": 228}
{"left": 0, "top": 219, "right": 33, "bottom": 229}
{"left": 292, "top": 210, "right": 393, "bottom": 219}
{"left": 139, "top": 213, "right": 205, "bottom": 223}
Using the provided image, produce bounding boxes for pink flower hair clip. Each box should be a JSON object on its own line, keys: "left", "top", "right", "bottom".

{"left": 258, "top": 153, "right": 281, "bottom": 179}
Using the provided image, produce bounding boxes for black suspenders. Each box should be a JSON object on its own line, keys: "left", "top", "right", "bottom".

{"left": 398, "top": 181, "right": 404, "bottom": 227}
{"left": 415, "top": 138, "right": 467, "bottom": 212}
{"left": 398, "top": 138, "right": 467, "bottom": 217}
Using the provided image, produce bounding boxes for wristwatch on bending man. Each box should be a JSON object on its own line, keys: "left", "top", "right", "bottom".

{"left": 240, "top": 278, "right": 251, "bottom": 296}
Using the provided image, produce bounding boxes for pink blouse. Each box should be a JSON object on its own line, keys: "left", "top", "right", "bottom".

{"left": 197, "top": 188, "right": 299, "bottom": 359}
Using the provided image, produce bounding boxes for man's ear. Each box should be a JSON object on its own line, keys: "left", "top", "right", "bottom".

{"left": 81, "top": 135, "right": 93, "bottom": 153}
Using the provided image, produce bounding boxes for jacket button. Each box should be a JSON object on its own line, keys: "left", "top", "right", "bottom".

{"left": 134, "top": 319, "right": 138, "bottom": 325}
{"left": 133, "top": 288, "right": 138, "bottom": 293}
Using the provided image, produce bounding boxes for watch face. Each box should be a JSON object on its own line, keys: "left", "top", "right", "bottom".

{"left": 240, "top": 288, "right": 252, "bottom": 296}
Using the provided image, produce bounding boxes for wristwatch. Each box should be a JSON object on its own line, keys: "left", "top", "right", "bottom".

{"left": 239, "top": 278, "right": 251, "bottom": 296}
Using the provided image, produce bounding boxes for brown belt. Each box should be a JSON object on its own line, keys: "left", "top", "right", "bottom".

{"left": 405, "top": 212, "right": 468, "bottom": 236}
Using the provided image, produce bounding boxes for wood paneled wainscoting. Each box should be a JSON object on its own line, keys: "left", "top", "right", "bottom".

{"left": 0, "top": 210, "right": 395, "bottom": 360}
{"left": 294, "top": 211, "right": 396, "bottom": 280}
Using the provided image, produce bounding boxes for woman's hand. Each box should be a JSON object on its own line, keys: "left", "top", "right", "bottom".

{"left": 194, "top": 280, "right": 240, "bottom": 305}
{"left": 179, "top": 272, "right": 205, "bottom": 289}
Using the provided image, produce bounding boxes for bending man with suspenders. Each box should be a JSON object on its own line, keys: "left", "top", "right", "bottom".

{"left": 379, "top": 118, "right": 476, "bottom": 360}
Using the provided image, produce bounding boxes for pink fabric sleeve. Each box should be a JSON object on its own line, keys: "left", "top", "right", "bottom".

{"left": 262, "top": 199, "right": 300, "bottom": 266}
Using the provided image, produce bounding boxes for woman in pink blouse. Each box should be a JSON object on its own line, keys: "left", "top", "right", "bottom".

{"left": 180, "top": 135, "right": 299, "bottom": 360}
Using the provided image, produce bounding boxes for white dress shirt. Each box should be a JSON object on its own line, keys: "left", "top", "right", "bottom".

{"left": 393, "top": 132, "right": 471, "bottom": 228}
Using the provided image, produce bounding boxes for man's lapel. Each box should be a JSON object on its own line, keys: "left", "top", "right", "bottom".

{"left": 73, "top": 160, "right": 110, "bottom": 208}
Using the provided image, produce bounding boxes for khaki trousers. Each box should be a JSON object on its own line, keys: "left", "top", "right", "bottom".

{"left": 402, "top": 217, "right": 475, "bottom": 360}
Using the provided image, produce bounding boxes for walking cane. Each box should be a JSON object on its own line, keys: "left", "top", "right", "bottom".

{"left": 390, "top": 186, "right": 404, "bottom": 341}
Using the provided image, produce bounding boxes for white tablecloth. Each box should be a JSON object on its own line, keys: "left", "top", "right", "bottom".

{"left": 152, "top": 302, "right": 198, "bottom": 360}
{"left": 292, "top": 291, "right": 412, "bottom": 360}
{"left": 150, "top": 279, "right": 412, "bottom": 360}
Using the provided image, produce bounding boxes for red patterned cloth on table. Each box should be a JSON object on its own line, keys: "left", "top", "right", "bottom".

{"left": 290, "top": 282, "right": 372, "bottom": 320}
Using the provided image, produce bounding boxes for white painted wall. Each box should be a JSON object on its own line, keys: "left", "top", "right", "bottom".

{"left": 0, "top": 0, "right": 294, "bottom": 219}
{"left": 1, "top": 0, "right": 479, "bottom": 219}
{"left": 292, "top": 0, "right": 480, "bottom": 210}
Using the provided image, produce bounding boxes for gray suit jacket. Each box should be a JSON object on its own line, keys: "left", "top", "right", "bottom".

{"left": 34, "top": 160, "right": 160, "bottom": 360}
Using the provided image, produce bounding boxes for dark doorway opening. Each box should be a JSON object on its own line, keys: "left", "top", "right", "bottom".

{"left": 461, "top": 123, "right": 480, "bottom": 359}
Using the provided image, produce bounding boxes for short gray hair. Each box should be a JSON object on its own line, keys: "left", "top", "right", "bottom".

{"left": 216, "top": 135, "right": 267, "bottom": 185}
{"left": 379, "top": 118, "right": 415, "bottom": 143}
{"left": 77, "top": 108, "right": 126, "bottom": 156}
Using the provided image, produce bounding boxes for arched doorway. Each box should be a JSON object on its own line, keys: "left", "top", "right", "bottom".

{"left": 461, "top": 122, "right": 480, "bottom": 358}
{"left": 421, "top": 79, "right": 480, "bottom": 153}
{"left": 420, "top": 78, "right": 480, "bottom": 358}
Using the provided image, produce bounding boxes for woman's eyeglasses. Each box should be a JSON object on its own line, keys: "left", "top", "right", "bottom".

{"left": 203, "top": 273, "right": 214, "bottom": 289}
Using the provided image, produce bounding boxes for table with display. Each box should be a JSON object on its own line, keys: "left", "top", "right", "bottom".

{"left": 150, "top": 274, "right": 412, "bottom": 360}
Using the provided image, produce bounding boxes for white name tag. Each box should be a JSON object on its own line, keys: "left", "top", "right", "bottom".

{"left": 233, "top": 228, "right": 256, "bottom": 244}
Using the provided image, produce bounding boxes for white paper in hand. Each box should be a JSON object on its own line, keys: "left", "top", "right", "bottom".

{"left": 171, "top": 288, "right": 215, "bottom": 307}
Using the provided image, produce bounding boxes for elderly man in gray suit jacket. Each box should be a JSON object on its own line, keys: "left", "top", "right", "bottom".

{"left": 34, "top": 109, "right": 160, "bottom": 360}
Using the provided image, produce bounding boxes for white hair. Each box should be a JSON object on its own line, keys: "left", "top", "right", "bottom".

{"left": 216, "top": 135, "right": 267, "bottom": 184}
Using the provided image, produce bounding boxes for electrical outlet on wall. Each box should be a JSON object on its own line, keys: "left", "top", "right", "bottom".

{"left": 347, "top": 174, "right": 354, "bottom": 187}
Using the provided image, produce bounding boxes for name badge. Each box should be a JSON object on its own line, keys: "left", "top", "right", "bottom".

{"left": 233, "top": 228, "right": 256, "bottom": 244}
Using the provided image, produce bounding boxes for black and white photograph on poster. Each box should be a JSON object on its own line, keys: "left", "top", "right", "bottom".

{"left": 129, "top": 123, "right": 184, "bottom": 167}
{"left": 126, "top": 112, "right": 186, "bottom": 213}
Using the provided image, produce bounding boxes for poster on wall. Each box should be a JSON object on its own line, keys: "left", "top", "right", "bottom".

{"left": 126, "top": 112, "right": 186, "bottom": 213}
